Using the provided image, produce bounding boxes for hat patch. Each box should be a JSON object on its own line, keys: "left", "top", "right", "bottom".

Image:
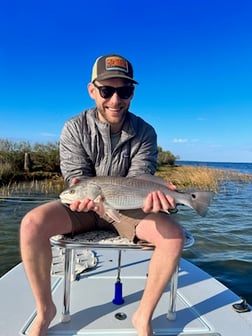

{"left": 105, "top": 56, "right": 128, "bottom": 73}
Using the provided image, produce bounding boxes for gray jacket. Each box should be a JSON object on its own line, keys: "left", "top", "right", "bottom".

{"left": 60, "top": 108, "right": 158, "bottom": 184}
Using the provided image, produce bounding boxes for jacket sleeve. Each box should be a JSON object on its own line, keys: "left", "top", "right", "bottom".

{"left": 126, "top": 123, "right": 158, "bottom": 177}
{"left": 60, "top": 118, "right": 95, "bottom": 184}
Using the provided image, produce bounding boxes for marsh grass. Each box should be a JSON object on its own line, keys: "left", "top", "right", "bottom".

{"left": 0, "top": 177, "right": 65, "bottom": 196}
{"left": 0, "top": 165, "right": 251, "bottom": 196}
{"left": 156, "top": 165, "right": 252, "bottom": 192}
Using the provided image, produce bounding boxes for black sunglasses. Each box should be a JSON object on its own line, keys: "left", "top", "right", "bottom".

{"left": 93, "top": 82, "right": 134, "bottom": 99}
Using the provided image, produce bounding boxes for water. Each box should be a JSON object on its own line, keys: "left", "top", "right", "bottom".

{"left": 0, "top": 189, "right": 57, "bottom": 278}
{"left": 177, "top": 161, "right": 252, "bottom": 304}
{"left": 1, "top": 162, "right": 252, "bottom": 305}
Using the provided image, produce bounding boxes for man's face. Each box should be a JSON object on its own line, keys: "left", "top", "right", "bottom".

{"left": 88, "top": 78, "right": 134, "bottom": 131}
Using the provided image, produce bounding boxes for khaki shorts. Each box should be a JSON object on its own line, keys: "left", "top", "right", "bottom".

{"left": 61, "top": 203, "right": 147, "bottom": 242}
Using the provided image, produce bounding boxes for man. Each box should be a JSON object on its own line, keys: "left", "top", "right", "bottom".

{"left": 20, "top": 54, "right": 184, "bottom": 336}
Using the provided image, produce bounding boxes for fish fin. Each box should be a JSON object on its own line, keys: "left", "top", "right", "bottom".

{"left": 93, "top": 195, "right": 106, "bottom": 218}
{"left": 105, "top": 208, "right": 121, "bottom": 223}
{"left": 94, "top": 194, "right": 121, "bottom": 222}
{"left": 136, "top": 174, "right": 168, "bottom": 187}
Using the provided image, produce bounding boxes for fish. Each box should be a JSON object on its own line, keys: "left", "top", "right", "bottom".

{"left": 59, "top": 174, "right": 214, "bottom": 222}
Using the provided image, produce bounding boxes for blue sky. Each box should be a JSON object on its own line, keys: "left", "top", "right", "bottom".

{"left": 0, "top": 0, "right": 251, "bottom": 163}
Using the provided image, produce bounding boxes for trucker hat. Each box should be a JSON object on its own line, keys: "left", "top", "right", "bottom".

{"left": 91, "top": 54, "right": 138, "bottom": 84}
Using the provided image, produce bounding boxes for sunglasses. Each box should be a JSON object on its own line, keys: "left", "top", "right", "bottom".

{"left": 93, "top": 82, "right": 134, "bottom": 99}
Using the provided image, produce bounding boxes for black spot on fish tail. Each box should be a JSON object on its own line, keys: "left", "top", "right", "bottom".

{"left": 190, "top": 191, "right": 214, "bottom": 216}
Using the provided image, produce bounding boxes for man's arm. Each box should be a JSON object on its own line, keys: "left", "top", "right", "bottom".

{"left": 60, "top": 119, "right": 95, "bottom": 184}
{"left": 126, "top": 124, "right": 158, "bottom": 177}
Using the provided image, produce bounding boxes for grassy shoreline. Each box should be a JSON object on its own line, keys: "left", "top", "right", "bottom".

{"left": 156, "top": 165, "right": 252, "bottom": 192}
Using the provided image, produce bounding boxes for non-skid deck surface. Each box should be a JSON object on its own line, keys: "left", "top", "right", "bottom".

{"left": 22, "top": 250, "right": 220, "bottom": 335}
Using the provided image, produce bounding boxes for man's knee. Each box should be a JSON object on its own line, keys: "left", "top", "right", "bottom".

{"left": 136, "top": 213, "right": 184, "bottom": 245}
{"left": 20, "top": 211, "right": 39, "bottom": 242}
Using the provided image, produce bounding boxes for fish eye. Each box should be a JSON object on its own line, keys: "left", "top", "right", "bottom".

{"left": 70, "top": 189, "right": 75, "bottom": 194}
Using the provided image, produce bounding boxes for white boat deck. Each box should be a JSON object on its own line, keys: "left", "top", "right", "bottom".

{"left": 1, "top": 250, "right": 252, "bottom": 336}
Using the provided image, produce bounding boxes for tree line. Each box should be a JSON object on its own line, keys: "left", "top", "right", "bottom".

{"left": 0, "top": 139, "right": 178, "bottom": 184}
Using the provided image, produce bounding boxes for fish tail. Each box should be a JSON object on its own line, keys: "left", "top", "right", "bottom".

{"left": 189, "top": 191, "right": 214, "bottom": 216}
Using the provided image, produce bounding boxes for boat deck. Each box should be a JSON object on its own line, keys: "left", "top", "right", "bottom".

{"left": 1, "top": 250, "right": 252, "bottom": 336}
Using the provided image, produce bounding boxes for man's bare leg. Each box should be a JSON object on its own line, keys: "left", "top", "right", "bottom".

{"left": 132, "top": 213, "right": 184, "bottom": 336}
{"left": 20, "top": 201, "right": 72, "bottom": 336}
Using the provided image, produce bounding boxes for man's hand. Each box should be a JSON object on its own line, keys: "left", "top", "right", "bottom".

{"left": 142, "top": 182, "right": 177, "bottom": 214}
{"left": 69, "top": 198, "right": 100, "bottom": 212}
